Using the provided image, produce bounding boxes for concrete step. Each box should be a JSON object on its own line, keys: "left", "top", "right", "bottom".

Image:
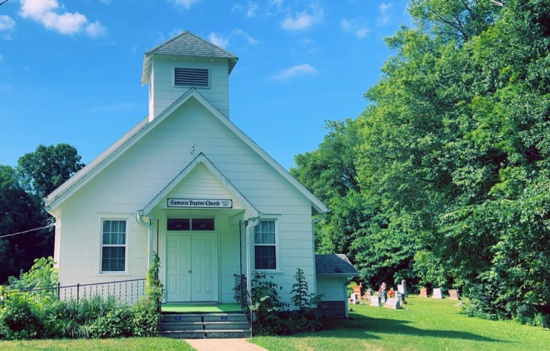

{"left": 160, "top": 312, "right": 251, "bottom": 339}
{"left": 205, "top": 330, "right": 251, "bottom": 338}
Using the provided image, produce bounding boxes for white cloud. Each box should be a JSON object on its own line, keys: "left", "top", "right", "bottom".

{"left": 233, "top": 28, "right": 257, "bottom": 45}
{"left": 86, "top": 20, "right": 106, "bottom": 37}
{"left": 281, "top": 5, "right": 323, "bottom": 31}
{"left": 341, "top": 18, "right": 370, "bottom": 38}
{"left": 378, "top": 2, "right": 392, "bottom": 26}
{"left": 246, "top": 2, "right": 258, "bottom": 17}
{"left": 270, "top": 64, "right": 317, "bottom": 81}
{"left": 19, "top": 0, "right": 105, "bottom": 37}
{"left": 0, "top": 15, "right": 16, "bottom": 31}
{"left": 209, "top": 32, "right": 228, "bottom": 49}
{"left": 173, "top": 0, "right": 199, "bottom": 9}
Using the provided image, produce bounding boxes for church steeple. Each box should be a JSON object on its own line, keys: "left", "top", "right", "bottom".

{"left": 141, "top": 31, "right": 239, "bottom": 121}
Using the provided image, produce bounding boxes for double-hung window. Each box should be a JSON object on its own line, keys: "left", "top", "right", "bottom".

{"left": 254, "top": 220, "right": 277, "bottom": 270}
{"left": 101, "top": 220, "right": 126, "bottom": 272}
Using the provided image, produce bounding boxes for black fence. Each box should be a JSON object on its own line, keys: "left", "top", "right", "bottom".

{"left": 1, "top": 278, "right": 146, "bottom": 305}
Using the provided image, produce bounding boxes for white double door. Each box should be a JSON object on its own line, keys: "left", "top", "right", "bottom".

{"left": 166, "top": 233, "right": 218, "bottom": 302}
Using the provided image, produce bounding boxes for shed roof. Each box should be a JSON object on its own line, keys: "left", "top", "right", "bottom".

{"left": 141, "top": 30, "right": 238, "bottom": 84}
{"left": 316, "top": 254, "right": 358, "bottom": 276}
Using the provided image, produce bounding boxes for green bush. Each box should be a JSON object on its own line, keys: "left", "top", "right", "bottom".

{"left": 0, "top": 254, "right": 164, "bottom": 340}
{"left": 249, "top": 268, "right": 323, "bottom": 336}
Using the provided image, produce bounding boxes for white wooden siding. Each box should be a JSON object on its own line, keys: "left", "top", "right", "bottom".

{"left": 55, "top": 68, "right": 316, "bottom": 302}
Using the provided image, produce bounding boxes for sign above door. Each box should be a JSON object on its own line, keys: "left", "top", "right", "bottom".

{"left": 167, "top": 198, "right": 233, "bottom": 209}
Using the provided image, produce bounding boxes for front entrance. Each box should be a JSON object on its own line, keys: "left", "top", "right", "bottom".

{"left": 166, "top": 233, "right": 218, "bottom": 302}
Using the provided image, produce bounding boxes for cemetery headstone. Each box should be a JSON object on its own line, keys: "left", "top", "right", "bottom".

{"left": 449, "top": 289, "right": 460, "bottom": 300}
{"left": 379, "top": 291, "right": 387, "bottom": 302}
{"left": 384, "top": 298, "right": 402, "bottom": 309}
{"left": 370, "top": 295, "right": 381, "bottom": 307}
{"left": 432, "top": 288, "right": 443, "bottom": 299}
{"left": 420, "top": 287, "right": 429, "bottom": 297}
{"left": 396, "top": 291, "right": 407, "bottom": 304}
{"left": 398, "top": 284, "right": 404, "bottom": 295}
{"left": 353, "top": 285, "right": 363, "bottom": 298}
{"left": 402, "top": 279, "right": 408, "bottom": 296}
{"left": 366, "top": 289, "right": 374, "bottom": 298}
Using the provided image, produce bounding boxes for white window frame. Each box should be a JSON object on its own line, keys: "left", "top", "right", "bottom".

{"left": 100, "top": 218, "right": 128, "bottom": 274}
{"left": 253, "top": 219, "right": 279, "bottom": 271}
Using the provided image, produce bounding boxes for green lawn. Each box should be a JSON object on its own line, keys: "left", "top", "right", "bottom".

{"left": 0, "top": 337, "right": 195, "bottom": 351}
{"left": 1, "top": 296, "right": 548, "bottom": 350}
{"left": 251, "top": 296, "right": 550, "bottom": 351}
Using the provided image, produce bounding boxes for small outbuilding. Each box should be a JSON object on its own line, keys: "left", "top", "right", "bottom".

{"left": 316, "top": 254, "right": 359, "bottom": 318}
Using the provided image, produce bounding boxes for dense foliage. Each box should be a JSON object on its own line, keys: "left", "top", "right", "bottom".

{"left": 291, "top": 0, "right": 550, "bottom": 327}
{"left": 0, "top": 255, "right": 163, "bottom": 339}
{"left": 0, "top": 144, "right": 84, "bottom": 284}
{"left": 245, "top": 269, "right": 323, "bottom": 335}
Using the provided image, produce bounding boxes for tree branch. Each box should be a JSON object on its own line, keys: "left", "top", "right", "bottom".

{"left": 489, "top": 0, "right": 505, "bottom": 6}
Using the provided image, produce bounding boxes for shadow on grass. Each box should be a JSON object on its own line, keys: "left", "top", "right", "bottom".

{"left": 313, "top": 312, "right": 506, "bottom": 344}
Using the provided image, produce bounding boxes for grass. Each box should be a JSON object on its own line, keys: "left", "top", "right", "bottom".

{"left": 251, "top": 296, "right": 550, "bottom": 351}
{"left": 1, "top": 297, "right": 548, "bottom": 350}
{"left": 0, "top": 337, "right": 195, "bottom": 350}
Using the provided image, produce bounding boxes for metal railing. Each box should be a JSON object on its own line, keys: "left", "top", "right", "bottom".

{"left": 234, "top": 273, "right": 254, "bottom": 336}
{"left": 1, "top": 278, "right": 146, "bottom": 305}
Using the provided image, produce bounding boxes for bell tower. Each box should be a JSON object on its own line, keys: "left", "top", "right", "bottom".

{"left": 141, "top": 31, "right": 239, "bottom": 121}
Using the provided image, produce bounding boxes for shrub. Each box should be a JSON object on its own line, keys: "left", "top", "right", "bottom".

{"left": 0, "top": 254, "right": 164, "bottom": 340}
{"left": 248, "top": 268, "right": 323, "bottom": 336}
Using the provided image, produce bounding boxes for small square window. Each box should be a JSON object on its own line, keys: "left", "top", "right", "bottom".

{"left": 167, "top": 218, "right": 190, "bottom": 231}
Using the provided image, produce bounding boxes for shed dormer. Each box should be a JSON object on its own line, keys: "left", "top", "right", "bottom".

{"left": 141, "top": 31, "right": 238, "bottom": 121}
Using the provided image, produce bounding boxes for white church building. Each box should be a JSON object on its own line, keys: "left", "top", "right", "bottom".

{"left": 45, "top": 31, "right": 356, "bottom": 317}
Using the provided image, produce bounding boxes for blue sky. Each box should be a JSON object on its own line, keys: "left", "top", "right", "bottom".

{"left": 0, "top": 0, "right": 411, "bottom": 170}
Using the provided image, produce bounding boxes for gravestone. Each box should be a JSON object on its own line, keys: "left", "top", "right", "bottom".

{"left": 379, "top": 291, "right": 387, "bottom": 302}
{"left": 384, "top": 298, "right": 402, "bottom": 309}
{"left": 353, "top": 285, "right": 363, "bottom": 299}
{"left": 420, "top": 287, "right": 429, "bottom": 297}
{"left": 370, "top": 295, "right": 381, "bottom": 307}
{"left": 432, "top": 288, "right": 443, "bottom": 299}
{"left": 402, "top": 279, "right": 408, "bottom": 296}
{"left": 366, "top": 289, "right": 374, "bottom": 298}
{"left": 396, "top": 291, "right": 407, "bottom": 304}
{"left": 350, "top": 293, "right": 359, "bottom": 304}
{"left": 449, "top": 289, "right": 460, "bottom": 300}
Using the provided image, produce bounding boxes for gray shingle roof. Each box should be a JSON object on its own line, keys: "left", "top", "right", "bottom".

{"left": 146, "top": 31, "right": 238, "bottom": 61}
{"left": 141, "top": 31, "right": 239, "bottom": 84}
{"left": 316, "top": 254, "right": 358, "bottom": 276}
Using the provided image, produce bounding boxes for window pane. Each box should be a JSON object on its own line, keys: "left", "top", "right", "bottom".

{"left": 254, "top": 220, "right": 275, "bottom": 244}
{"left": 102, "top": 247, "right": 125, "bottom": 271}
{"left": 255, "top": 246, "right": 276, "bottom": 270}
{"left": 191, "top": 218, "right": 214, "bottom": 231}
{"left": 167, "top": 218, "right": 190, "bottom": 231}
{"left": 103, "top": 220, "right": 126, "bottom": 244}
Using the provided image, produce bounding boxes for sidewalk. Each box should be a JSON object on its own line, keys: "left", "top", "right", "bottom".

{"left": 185, "top": 338, "right": 269, "bottom": 351}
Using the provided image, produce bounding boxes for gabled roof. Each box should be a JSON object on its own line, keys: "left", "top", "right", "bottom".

{"left": 140, "top": 153, "right": 258, "bottom": 218}
{"left": 316, "top": 254, "right": 358, "bottom": 277}
{"left": 141, "top": 31, "right": 238, "bottom": 84}
{"left": 45, "top": 88, "right": 329, "bottom": 215}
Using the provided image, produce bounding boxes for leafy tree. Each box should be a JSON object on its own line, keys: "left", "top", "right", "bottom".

{"left": 17, "top": 143, "right": 84, "bottom": 198}
{"left": 0, "top": 166, "right": 49, "bottom": 284}
{"left": 0, "top": 144, "right": 84, "bottom": 284}
{"left": 356, "top": 0, "right": 550, "bottom": 322}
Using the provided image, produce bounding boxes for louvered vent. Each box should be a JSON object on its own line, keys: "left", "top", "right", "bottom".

{"left": 175, "top": 68, "right": 209, "bottom": 87}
